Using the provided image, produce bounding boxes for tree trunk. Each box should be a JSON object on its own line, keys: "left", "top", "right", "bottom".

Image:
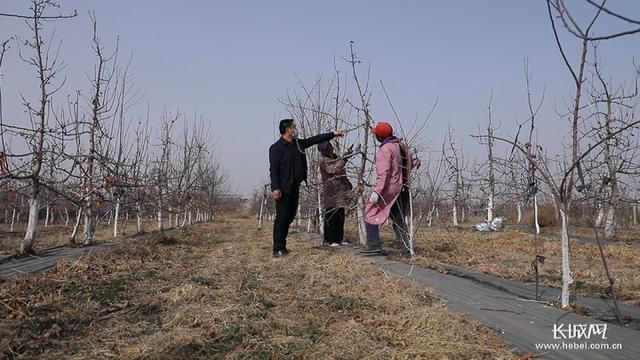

{"left": 595, "top": 204, "right": 604, "bottom": 227}
{"left": 113, "top": 198, "right": 120, "bottom": 237}
{"left": 69, "top": 208, "right": 82, "bottom": 243}
{"left": 10, "top": 207, "right": 17, "bottom": 232}
{"left": 427, "top": 205, "right": 436, "bottom": 227}
{"left": 136, "top": 201, "right": 143, "bottom": 234}
{"left": 633, "top": 205, "right": 637, "bottom": 226}
{"left": 452, "top": 204, "right": 459, "bottom": 227}
{"left": 157, "top": 197, "right": 163, "bottom": 231}
{"left": 487, "top": 194, "right": 494, "bottom": 222}
{"left": 534, "top": 195, "right": 540, "bottom": 235}
{"left": 180, "top": 208, "right": 187, "bottom": 228}
{"left": 559, "top": 207, "right": 573, "bottom": 309}
{"left": 604, "top": 205, "right": 616, "bottom": 240}
{"left": 517, "top": 202, "right": 522, "bottom": 223}
{"left": 44, "top": 204, "right": 50, "bottom": 227}
{"left": 258, "top": 196, "right": 265, "bottom": 230}
{"left": 356, "top": 199, "right": 367, "bottom": 245}
{"left": 317, "top": 187, "right": 324, "bottom": 235}
{"left": 83, "top": 198, "right": 96, "bottom": 245}
{"left": 407, "top": 189, "right": 415, "bottom": 256}
{"left": 64, "top": 207, "right": 70, "bottom": 226}
{"left": 21, "top": 182, "right": 41, "bottom": 254}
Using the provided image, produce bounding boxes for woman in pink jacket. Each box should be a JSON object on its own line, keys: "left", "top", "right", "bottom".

{"left": 364, "top": 122, "right": 419, "bottom": 256}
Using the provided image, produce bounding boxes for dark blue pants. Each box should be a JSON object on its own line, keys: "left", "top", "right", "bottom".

{"left": 366, "top": 191, "right": 410, "bottom": 252}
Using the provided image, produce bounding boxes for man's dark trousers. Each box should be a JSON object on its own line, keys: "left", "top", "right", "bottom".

{"left": 273, "top": 184, "right": 300, "bottom": 253}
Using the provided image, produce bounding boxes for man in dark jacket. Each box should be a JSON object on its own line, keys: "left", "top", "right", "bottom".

{"left": 269, "top": 119, "right": 345, "bottom": 257}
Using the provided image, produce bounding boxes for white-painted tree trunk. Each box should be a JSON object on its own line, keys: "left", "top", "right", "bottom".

{"left": 427, "top": 205, "right": 436, "bottom": 227}
{"left": 44, "top": 204, "right": 50, "bottom": 227}
{"left": 83, "top": 201, "right": 96, "bottom": 246}
{"left": 317, "top": 188, "right": 324, "bottom": 235}
{"left": 136, "top": 201, "right": 143, "bottom": 234}
{"left": 604, "top": 206, "right": 616, "bottom": 240}
{"left": 180, "top": 208, "right": 187, "bottom": 228}
{"left": 356, "top": 200, "right": 367, "bottom": 246}
{"left": 452, "top": 204, "right": 459, "bottom": 227}
{"left": 70, "top": 208, "right": 82, "bottom": 243}
{"left": 534, "top": 195, "right": 540, "bottom": 235}
{"left": 487, "top": 194, "right": 494, "bottom": 222}
{"left": 258, "top": 197, "right": 266, "bottom": 229}
{"left": 634, "top": 205, "right": 637, "bottom": 226}
{"left": 157, "top": 199, "right": 163, "bottom": 231}
{"left": 168, "top": 206, "right": 173, "bottom": 229}
{"left": 64, "top": 208, "right": 70, "bottom": 226}
{"left": 21, "top": 195, "right": 40, "bottom": 254}
{"left": 295, "top": 204, "right": 301, "bottom": 228}
{"left": 407, "top": 189, "right": 415, "bottom": 256}
{"left": 10, "top": 208, "right": 17, "bottom": 232}
{"left": 559, "top": 208, "right": 573, "bottom": 309}
{"left": 188, "top": 210, "right": 192, "bottom": 225}
{"left": 595, "top": 204, "right": 604, "bottom": 227}
{"left": 517, "top": 202, "right": 522, "bottom": 223}
{"left": 113, "top": 199, "right": 121, "bottom": 237}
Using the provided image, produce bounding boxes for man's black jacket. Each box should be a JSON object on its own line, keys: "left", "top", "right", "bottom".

{"left": 269, "top": 132, "right": 336, "bottom": 194}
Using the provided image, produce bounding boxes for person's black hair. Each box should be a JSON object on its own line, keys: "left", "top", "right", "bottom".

{"left": 279, "top": 119, "right": 294, "bottom": 135}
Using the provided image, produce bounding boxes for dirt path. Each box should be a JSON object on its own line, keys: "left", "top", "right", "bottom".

{"left": 300, "top": 232, "right": 640, "bottom": 360}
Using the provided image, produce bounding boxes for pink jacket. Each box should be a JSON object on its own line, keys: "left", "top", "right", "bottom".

{"left": 364, "top": 138, "right": 414, "bottom": 225}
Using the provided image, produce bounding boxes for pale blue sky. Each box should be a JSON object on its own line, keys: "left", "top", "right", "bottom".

{"left": 1, "top": 1, "right": 640, "bottom": 195}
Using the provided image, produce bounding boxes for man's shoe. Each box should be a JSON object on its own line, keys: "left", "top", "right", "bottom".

{"left": 273, "top": 250, "right": 287, "bottom": 258}
{"left": 283, "top": 248, "right": 290, "bottom": 254}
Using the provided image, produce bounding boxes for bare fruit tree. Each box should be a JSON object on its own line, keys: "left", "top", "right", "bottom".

{"left": 483, "top": 0, "right": 640, "bottom": 309}
{"left": 0, "top": 1, "right": 76, "bottom": 254}
{"left": 443, "top": 127, "right": 467, "bottom": 227}
{"left": 79, "top": 13, "right": 121, "bottom": 245}
{"left": 583, "top": 51, "right": 640, "bottom": 240}
{"left": 473, "top": 93, "right": 498, "bottom": 223}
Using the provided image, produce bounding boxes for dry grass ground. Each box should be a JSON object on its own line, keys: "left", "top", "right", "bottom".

{"left": 343, "top": 223, "right": 640, "bottom": 306}
{"left": 0, "top": 222, "right": 145, "bottom": 255}
{"left": 0, "top": 212, "right": 516, "bottom": 359}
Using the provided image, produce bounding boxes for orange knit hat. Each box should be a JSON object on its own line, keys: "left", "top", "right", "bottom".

{"left": 372, "top": 122, "right": 393, "bottom": 138}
